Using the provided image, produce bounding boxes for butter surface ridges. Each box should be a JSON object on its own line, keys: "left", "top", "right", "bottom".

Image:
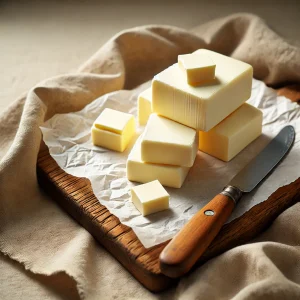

{"left": 131, "top": 180, "right": 170, "bottom": 216}
{"left": 138, "top": 87, "right": 152, "bottom": 125}
{"left": 141, "top": 114, "right": 198, "bottom": 167}
{"left": 127, "top": 136, "right": 190, "bottom": 188}
{"left": 152, "top": 49, "right": 253, "bottom": 131}
{"left": 199, "top": 103, "right": 263, "bottom": 161}
{"left": 178, "top": 53, "right": 216, "bottom": 86}
{"left": 91, "top": 108, "right": 135, "bottom": 152}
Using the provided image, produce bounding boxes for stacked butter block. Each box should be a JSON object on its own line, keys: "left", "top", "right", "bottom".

{"left": 92, "top": 49, "right": 263, "bottom": 217}
{"left": 152, "top": 49, "right": 254, "bottom": 131}
{"left": 129, "top": 49, "right": 262, "bottom": 190}
{"left": 138, "top": 88, "right": 152, "bottom": 125}
{"left": 127, "top": 113, "right": 197, "bottom": 189}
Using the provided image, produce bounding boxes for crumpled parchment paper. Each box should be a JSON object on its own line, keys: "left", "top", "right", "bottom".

{"left": 40, "top": 79, "right": 300, "bottom": 248}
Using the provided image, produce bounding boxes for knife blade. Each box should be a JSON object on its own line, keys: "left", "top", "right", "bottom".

{"left": 159, "top": 125, "right": 295, "bottom": 278}
{"left": 230, "top": 125, "right": 295, "bottom": 192}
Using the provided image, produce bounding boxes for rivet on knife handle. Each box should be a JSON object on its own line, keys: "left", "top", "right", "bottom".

{"left": 159, "top": 126, "right": 295, "bottom": 278}
{"left": 159, "top": 187, "right": 242, "bottom": 278}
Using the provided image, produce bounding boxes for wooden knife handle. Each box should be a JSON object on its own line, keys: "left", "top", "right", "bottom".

{"left": 159, "top": 194, "right": 235, "bottom": 278}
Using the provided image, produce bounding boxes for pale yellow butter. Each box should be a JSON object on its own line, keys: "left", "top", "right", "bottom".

{"left": 127, "top": 136, "right": 190, "bottom": 188}
{"left": 152, "top": 49, "right": 253, "bottom": 131}
{"left": 141, "top": 114, "right": 198, "bottom": 167}
{"left": 91, "top": 108, "right": 135, "bottom": 152}
{"left": 138, "top": 87, "right": 152, "bottom": 125}
{"left": 178, "top": 53, "right": 215, "bottom": 86}
{"left": 131, "top": 180, "right": 170, "bottom": 216}
{"left": 199, "top": 103, "right": 263, "bottom": 161}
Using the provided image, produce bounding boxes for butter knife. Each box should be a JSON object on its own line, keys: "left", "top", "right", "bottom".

{"left": 160, "top": 125, "right": 295, "bottom": 278}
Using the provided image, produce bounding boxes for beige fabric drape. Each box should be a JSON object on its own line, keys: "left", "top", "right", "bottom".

{"left": 1, "top": 13, "right": 300, "bottom": 299}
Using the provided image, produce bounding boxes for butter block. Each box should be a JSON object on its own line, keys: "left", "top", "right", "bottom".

{"left": 91, "top": 108, "right": 135, "bottom": 152}
{"left": 131, "top": 180, "right": 170, "bottom": 216}
{"left": 141, "top": 114, "right": 198, "bottom": 167}
{"left": 178, "top": 53, "right": 216, "bottom": 85}
{"left": 138, "top": 87, "right": 152, "bottom": 125}
{"left": 127, "top": 136, "right": 190, "bottom": 188}
{"left": 199, "top": 103, "right": 263, "bottom": 161}
{"left": 152, "top": 49, "right": 253, "bottom": 131}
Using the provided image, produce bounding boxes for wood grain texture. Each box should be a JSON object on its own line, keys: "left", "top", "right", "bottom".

{"left": 37, "top": 150, "right": 300, "bottom": 292}
{"left": 277, "top": 84, "right": 300, "bottom": 103}
{"left": 160, "top": 194, "right": 235, "bottom": 278}
{"left": 36, "top": 86, "right": 300, "bottom": 292}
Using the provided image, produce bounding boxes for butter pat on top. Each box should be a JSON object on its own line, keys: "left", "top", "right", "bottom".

{"left": 91, "top": 108, "right": 135, "bottom": 152}
{"left": 199, "top": 103, "right": 263, "bottom": 161}
{"left": 127, "top": 136, "right": 190, "bottom": 188}
{"left": 152, "top": 49, "right": 253, "bottom": 131}
{"left": 141, "top": 114, "right": 198, "bottom": 167}
{"left": 138, "top": 87, "right": 152, "bottom": 125}
{"left": 131, "top": 180, "right": 170, "bottom": 216}
{"left": 178, "top": 53, "right": 216, "bottom": 86}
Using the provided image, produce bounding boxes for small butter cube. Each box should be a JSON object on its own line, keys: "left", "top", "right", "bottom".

{"left": 131, "top": 180, "right": 170, "bottom": 216}
{"left": 91, "top": 108, "right": 135, "bottom": 152}
{"left": 141, "top": 114, "right": 198, "bottom": 167}
{"left": 199, "top": 103, "right": 263, "bottom": 161}
{"left": 138, "top": 88, "right": 152, "bottom": 125}
{"left": 152, "top": 49, "right": 253, "bottom": 131}
{"left": 127, "top": 136, "right": 190, "bottom": 188}
{"left": 178, "top": 53, "right": 216, "bottom": 86}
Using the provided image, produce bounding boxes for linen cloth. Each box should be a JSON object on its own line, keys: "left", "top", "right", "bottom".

{"left": 1, "top": 13, "right": 300, "bottom": 300}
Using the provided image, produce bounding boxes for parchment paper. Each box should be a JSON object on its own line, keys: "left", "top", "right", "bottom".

{"left": 40, "top": 79, "right": 300, "bottom": 248}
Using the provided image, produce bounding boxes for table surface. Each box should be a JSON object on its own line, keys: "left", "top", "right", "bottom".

{"left": 1, "top": 1, "right": 300, "bottom": 298}
{"left": 1, "top": 0, "right": 300, "bottom": 114}
{"left": 37, "top": 147, "right": 300, "bottom": 292}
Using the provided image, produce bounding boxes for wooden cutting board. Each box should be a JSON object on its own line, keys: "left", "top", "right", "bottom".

{"left": 36, "top": 85, "right": 300, "bottom": 292}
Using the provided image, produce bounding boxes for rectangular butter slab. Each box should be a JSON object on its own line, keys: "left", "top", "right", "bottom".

{"left": 152, "top": 49, "right": 253, "bottom": 131}
{"left": 138, "top": 87, "right": 152, "bottom": 125}
{"left": 127, "top": 136, "right": 190, "bottom": 188}
{"left": 131, "top": 180, "right": 169, "bottom": 216}
{"left": 199, "top": 103, "right": 263, "bottom": 161}
{"left": 92, "top": 108, "right": 135, "bottom": 152}
{"left": 141, "top": 114, "right": 198, "bottom": 167}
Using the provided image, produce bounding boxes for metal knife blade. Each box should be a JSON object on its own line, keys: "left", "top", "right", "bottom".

{"left": 160, "top": 125, "right": 295, "bottom": 278}
{"left": 229, "top": 125, "right": 295, "bottom": 193}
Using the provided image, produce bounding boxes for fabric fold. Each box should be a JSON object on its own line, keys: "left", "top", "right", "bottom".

{"left": 1, "top": 13, "right": 300, "bottom": 300}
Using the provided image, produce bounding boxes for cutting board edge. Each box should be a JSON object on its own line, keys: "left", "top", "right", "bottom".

{"left": 36, "top": 160, "right": 175, "bottom": 292}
